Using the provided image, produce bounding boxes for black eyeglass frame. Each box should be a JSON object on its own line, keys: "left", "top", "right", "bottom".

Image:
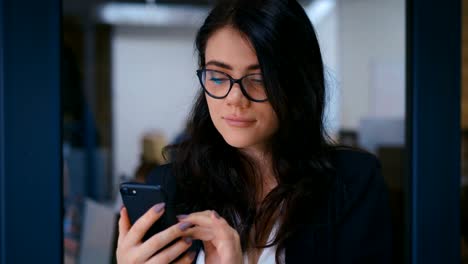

{"left": 196, "top": 69, "right": 268, "bottom": 102}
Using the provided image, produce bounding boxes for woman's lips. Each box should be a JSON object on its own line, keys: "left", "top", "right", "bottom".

{"left": 223, "top": 116, "right": 256, "bottom": 127}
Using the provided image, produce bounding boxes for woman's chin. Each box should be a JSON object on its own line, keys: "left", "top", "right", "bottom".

{"left": 222, "top": 136, "right": 256, "bottom": 149}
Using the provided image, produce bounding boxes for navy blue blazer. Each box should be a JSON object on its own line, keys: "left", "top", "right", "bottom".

{"left": 146, "top": 149, "right": 392, "bottom": 263}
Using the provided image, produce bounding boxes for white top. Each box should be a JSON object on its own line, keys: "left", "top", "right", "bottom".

{"left": 195, "top": 221, "right": 284, "bottom": 264}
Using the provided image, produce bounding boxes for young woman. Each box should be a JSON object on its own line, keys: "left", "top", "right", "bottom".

{"left": 116, "top": 0, "right": 392, "bottom": 263}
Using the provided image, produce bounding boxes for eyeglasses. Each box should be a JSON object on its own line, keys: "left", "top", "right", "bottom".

{"left": 196, "top": 69, "right": 268, "bottom": 102}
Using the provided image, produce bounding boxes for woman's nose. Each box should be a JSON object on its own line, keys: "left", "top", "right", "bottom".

{"left": 226, "top": 82, "right": 250, "bottom": 107}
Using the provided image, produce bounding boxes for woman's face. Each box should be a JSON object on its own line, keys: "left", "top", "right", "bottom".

{"left": 204, "top": 26, "right": 279, "bottom": 153}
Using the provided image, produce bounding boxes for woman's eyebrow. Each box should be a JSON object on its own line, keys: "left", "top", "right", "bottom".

{"left": 206, "top": 60, "right": 232, "bottom": 69}
{"left": 247, "top": 64, "right": 261, "bottom": 70}
{"left": 205, "top": 60, "right": 260, "bottom": 71}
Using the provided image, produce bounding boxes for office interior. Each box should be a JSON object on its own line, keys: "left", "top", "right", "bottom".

{"left": 59, "top": 0, "right": 466, "bottom": 263}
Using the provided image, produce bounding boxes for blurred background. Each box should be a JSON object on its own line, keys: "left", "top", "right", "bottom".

{"left": 59, "top": 0, "right": 465, "bottom": 263}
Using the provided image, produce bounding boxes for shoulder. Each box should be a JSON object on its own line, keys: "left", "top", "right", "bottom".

{"left": 286, "top": 148, "right": 392, "bottom": 262}
{"left": 330, "top": 147, "right": 382, "bottom": 195}
{"left": 329, "top": 148, "right": 392, "bottom": 262}
{"left": 328, "top": 147, "right": 387, "bottom": 223}
{"left": 330, "top": 147, "right": 380, "bottom": 182}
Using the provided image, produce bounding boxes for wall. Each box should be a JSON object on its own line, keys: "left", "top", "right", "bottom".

{"left": 312, "top": 3, "right": 340, "bottom": 136}
{"left": 338, "top": 0, "right": 405, "bottom": 129}
{"left": 112, "top": 26, "right": 198, "bottom": 184}
{"left": 462, "top": 0, "right": 468, "bottom": 129}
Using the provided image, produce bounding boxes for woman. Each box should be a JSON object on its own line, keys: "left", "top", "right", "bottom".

{"left": 116, "top": 0, "right": 392, "bottom": 263}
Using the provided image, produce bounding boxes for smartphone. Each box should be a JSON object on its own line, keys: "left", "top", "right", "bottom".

{"left": 120, "top": 182, "right": 176, "bottom": 241}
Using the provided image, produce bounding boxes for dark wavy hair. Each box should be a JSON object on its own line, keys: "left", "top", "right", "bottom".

{"left": 168, "top": 0, "right": 335, "bottom": 262}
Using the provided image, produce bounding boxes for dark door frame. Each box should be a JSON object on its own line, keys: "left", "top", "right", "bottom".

{"left": 0, "top": 0, "right": 462, "bottom": 263}
{"left": 406, "top": 0, "right": 461, "bottom": 263}
{"left": 0, "top": 0, "right": 62, "bottom": 263}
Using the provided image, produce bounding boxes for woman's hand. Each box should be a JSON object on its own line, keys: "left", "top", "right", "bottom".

{"left": 116, "top": 203, "right": 196, "bottom": 264}
{"left": 178, "top": 210, "right": 243, "bottom": 264}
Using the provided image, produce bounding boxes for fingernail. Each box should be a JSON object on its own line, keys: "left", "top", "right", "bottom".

{"left": 188, "top": 251, "right": 196, "bottom": 260}
{"left": 178, "top": 222, "right": 192, "bottom": 231}
{"left": 213, "top": 210, "right": 221, "bottom": 219}
{"left": 153, "top": 202, "right": 165, "bottom": 213}
{"left": 183, "top": 237, "right": 193, "bottom": 244}
{"left": 176, "top": 214, "right": 188, "bottom": 220}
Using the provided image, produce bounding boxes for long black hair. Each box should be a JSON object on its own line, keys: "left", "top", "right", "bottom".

{"left": 168, "top": 0, "right": 335, "bottom": 262}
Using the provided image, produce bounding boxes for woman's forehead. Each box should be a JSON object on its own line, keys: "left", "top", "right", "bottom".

{"left": 204, "top": 27, "right": 259, "bottom": 70}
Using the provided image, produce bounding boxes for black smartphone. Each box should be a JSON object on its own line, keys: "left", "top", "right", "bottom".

{"left": 120, "top": 182, "right": 176, "bottom": 241}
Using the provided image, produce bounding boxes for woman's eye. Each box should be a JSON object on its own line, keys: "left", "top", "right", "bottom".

{"left": 247, "top": 75, "right": 264, "bottom": 83}
{"left": 210, "top": 78, "right": 227, "bottom": 85}
{"left": 248, "top": 78, "right": 264, "bottom": 85}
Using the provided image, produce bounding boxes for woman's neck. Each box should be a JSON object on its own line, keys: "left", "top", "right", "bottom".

{"left": 240, "top": 146, "right": 277, "bottom": 202}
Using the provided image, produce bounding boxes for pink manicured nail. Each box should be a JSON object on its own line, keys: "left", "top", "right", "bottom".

{"left": 153, "top": 203, "right": 165, "bottom": 213}
{"left": 188, "top": 251, "right": 196, "bottom": 260}
{"left": 176, "top": 214, "right": 188, "bottom": 220}
{"left": 178, "top": 222, "right": 192, "bottom": 231}
{"left": 183, "top": 237, "right": 193, "bottom": 244}
{"left": 213, "top": 211, "right": 221, "bottom": 219}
